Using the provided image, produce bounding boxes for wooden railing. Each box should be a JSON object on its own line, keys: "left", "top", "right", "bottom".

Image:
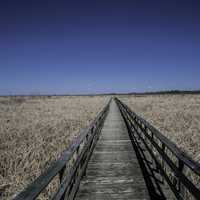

{"left": 115, "top": 98, "right": 200, "bottom": 200}
{"left": 14, "top": 100, "right": 111, "bottom": 200}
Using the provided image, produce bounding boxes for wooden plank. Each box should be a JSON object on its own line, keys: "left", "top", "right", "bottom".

{"left": 76, "top": 193, "right": 149, "bottom": 200}
{"left": 76, "top": 183, "right": 149, "bottom": 197}
{"left": 90, "top": 152, "right": 137, "bottom": 162}
{"left": 95, "top": 144, "right": 133, "bottom": 152}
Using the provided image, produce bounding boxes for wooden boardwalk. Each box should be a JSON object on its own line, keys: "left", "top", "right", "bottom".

{"left": 76, "top": 100, "right": 150, "bottom": 200}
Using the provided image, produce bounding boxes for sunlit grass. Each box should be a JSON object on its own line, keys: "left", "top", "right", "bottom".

{"left": 0, "top": 96, "right": 108, "bottom": 199}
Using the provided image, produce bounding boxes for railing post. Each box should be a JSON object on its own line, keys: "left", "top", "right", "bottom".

{"left": 59, "top": 165, "right": 67, "bottom": 200}
{"left": 161, "top": 143, "right": 166, "bottom": 184}
{"left": 59, "top": 166, "right": 66, "bottom": 184}
{"left": 178, "top": 160, "right": 185, "bottom": 198}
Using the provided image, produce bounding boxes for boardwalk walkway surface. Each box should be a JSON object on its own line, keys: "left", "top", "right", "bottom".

{"left": 76, "top": 100, "right": 150, "bottom": 200}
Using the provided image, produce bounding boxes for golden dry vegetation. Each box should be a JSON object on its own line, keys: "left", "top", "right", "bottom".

{"left": 1, "top": 94, "right": 200, "bottom": 199}
{"left": 119, "top": 94, "right": 200, "bottom": 162}
{"left": 0, "top": 96, "right": 108, "bottom": 199}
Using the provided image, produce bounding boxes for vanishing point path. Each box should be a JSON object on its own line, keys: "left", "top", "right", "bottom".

{"left": 76, "top": 100, "right": 150, "bottom": 199}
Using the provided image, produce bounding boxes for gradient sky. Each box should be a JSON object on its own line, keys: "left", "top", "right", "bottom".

{"left": 0, "top": 0, "right": 200, "bottom": 94}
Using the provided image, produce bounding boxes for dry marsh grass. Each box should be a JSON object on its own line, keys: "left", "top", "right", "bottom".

{"left": 119, "top": 94, "right": 200, "bottom": 161}
{"left": 1, "top": 94, "right": 200, "bottom": 199}
{"left": 0, "top": 96, "right": 108, "bottom": 199}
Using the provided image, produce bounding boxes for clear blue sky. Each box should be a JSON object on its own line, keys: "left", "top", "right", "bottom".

{"left": 0, "top": 0, "right": 200, "bottom": 94}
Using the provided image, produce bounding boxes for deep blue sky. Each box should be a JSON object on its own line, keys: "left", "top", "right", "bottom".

{"left": 0, "top": 0, "right": 200, "bottom": 94}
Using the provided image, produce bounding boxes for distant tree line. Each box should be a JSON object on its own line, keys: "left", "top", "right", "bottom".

{"left": 101, "top": 90, "right": 200, "bottom": 96}
{"left": 126, "top": 90, "right": 200, "bottom": 95}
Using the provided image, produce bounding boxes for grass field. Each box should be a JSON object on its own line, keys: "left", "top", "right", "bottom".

{"left": 119, "top": 94, "right": 200, "bottom": 162}
{"left": 0, "top": 96, "right": 108, "bottom": 199}
{"left": 1, "top": 94, "right": 200, "bottom": 199}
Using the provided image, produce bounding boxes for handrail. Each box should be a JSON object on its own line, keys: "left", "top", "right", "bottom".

{"left": 14, "top": 99, "right": 111, "bottom": 200}
{"left": 115, "top": 97, "right": 200, "bottom": 199}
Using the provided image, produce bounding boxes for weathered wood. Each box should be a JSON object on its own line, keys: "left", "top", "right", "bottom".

{"left": 76, "top": 100, "right": 150, "bottom": 200}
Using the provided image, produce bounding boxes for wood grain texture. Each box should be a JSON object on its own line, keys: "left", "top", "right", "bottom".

{"left": 76, "top": 100, "right": 150, "bottom": 200}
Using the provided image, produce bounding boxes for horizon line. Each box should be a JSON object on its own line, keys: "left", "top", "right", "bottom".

{"left": 0, "top": 89, "right": 200, "bottom": 97}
